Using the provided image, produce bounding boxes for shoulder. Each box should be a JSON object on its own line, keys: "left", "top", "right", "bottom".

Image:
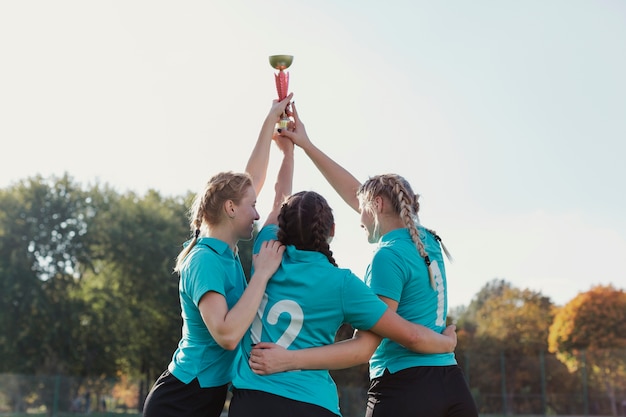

{"left": 184, "top": 240, "right": 228, "bottom": 273}
{"left": 336, "top": 268, "right": 372, "bottom": 293}
{"left": 258, "top": 224, "right": 279, "bottom": 240}
{"left": 253, "top": 224, "right": 279, "bottom": 253}
{"left": 372, "top": 242, "right": 404, "bottom": 265}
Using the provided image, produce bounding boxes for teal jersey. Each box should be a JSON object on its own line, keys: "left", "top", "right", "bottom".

{"left": 168, "top": 237, "right": 246, "bottom": 387}
{"left": 366, "top": 227, "right": 456, "bottom": 379}
{"left": 232, "top": 225, "right": 388, "bottom": 415}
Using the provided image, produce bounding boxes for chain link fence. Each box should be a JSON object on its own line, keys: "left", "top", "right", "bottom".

{"left": 2, "top": 349, "right": 625, "bottom": 417}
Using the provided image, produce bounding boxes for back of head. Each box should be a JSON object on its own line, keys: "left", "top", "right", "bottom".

{"left": 357, "top": 173, "right": 420, "bottom": 218}
{"left": 277, "top": 191, "right": 337, "bottom": 267}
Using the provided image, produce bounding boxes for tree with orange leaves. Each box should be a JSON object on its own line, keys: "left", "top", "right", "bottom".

{"left": 548, "top": 285, "right": 626, "bottom": 416}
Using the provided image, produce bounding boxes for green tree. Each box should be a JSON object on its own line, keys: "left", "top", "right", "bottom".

{"left": 86, "top": 187, "right": 189, "bottom": 387}
{"left": 0, "top": 174, "right": 95, "bottom": 374}
{"left": 548, "top": 285, "right": 626, "bottom": 416}
{"left": 0, "top": 174, "right": 263, "bottom": 413}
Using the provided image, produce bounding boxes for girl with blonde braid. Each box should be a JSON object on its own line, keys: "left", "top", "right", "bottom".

{"left": 142, "top": 94, "right": 292, "bottom": 417}
{"left": 248, "top": 103, "right": 478, "bottom": 417}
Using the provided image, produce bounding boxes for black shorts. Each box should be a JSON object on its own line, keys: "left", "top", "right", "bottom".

{"left": 366, "top": 365, "right": 478, "bottom": 417}
{"left": 229, "top": 388, "right": 339, "bottom": 417}
{"left": 142, "top": 370, "right": 228, "bottom": 417}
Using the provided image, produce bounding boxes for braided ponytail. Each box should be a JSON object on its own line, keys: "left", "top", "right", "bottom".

{"left": 358, "top": 174, "right": 438, "bottom": 289}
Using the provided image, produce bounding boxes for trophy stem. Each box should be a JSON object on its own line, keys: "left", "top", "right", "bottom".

{"left": 269, "top": 55, "right": 294, "bottom": 130}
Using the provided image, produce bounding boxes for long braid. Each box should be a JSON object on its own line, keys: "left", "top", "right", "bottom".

{"left": 174, "top": 171, "right": 252, "bottom": 273}
{"left": 411, "top": 194, "right": 453, "bottom": 262}
{"left": 388, "top": 176, "right": 436, "bottom": 290}
{"left": 425, "top": 228, "right": 453, "bottom": 262}
{"left": 359, "top": 174, "right": 436, "bottom": 290}
{"left": 310, "top": 197, "right": 337, "bottom": 266}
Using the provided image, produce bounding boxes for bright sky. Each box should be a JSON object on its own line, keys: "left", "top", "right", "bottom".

{"left": 2, "top": 1, "right": 625, "bottom": 309}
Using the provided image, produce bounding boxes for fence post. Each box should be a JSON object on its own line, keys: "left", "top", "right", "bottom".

{"left": 500, "top": 351, "right": 507, "bottom": 416}
{"left": 540, "top": 350, "right": 547, "bottom": 417}
{"left": 581, "top": 349, "right": 589, "bottom": 417}
{"left": 52, "top": 374, "right": 60, "bottom": 417}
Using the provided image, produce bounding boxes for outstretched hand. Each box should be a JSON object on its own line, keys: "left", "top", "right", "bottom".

{"left": 249, "top": 342, "right": 293, "bottom": 375}
{"left": 268, "top": 93, "right": 294, "bottom": 123}
{"left": 276, "top": 102, "right": 312, "bottom": 149}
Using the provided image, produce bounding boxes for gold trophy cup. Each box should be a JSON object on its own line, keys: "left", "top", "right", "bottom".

{"left": 269, "top": 54, "right": 293, "bottom": 129}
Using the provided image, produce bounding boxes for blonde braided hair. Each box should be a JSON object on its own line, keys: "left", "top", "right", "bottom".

{"left": 358, "top": 174, "right": 444, "bottom": 289}
{"left": 174, "top": 171, "right": 253, "bottom": 273}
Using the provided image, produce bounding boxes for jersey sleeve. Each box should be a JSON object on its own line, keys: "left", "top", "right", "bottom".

{"left": 367, "top": 247, "right": 405, "bottom": 302}
{"left": 342, "top": 272, "right": 388, "bottom": 330}
{"left": 253, "top": 224, "right": 279, "bottom": 255}
{"left": 185, "top": 249, "right": 228, "bottom": 306}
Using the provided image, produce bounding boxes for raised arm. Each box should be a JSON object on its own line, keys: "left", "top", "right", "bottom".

{"left": 263, "top": 130, "right": 295, "bottom": 227}
{"left": 246, "top": 93, "right": 293, "bottom": 195}
{"left": 248, "top": 308, "right": 457, "bottom": 374}
{"left": 278, "top": 102, "right": 362, "bottom": 213}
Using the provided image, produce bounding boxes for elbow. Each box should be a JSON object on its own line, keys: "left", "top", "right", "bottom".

{"left": 212, "top": 331, "right": 241, "bottom": 351}
{"left": 215, "top": 337, "right": 239, "bottom": 351}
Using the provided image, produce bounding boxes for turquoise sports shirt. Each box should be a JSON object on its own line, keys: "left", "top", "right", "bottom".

{"left": 232, "top": 225, "right": 388, "bottom": 415}
{"left": 366, "top": 227, "right": 457, "bottom": 379}
{"left": 168, "top": 237, "right": 246, "bottom": 387}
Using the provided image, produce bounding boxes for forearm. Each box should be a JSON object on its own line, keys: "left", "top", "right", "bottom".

{"left": 282, "top": 333, "right": 378, "bottom": 371}
{"left": 246, "top": 115, "right": 278, "bottom": 195}
{"left": 213, "top": 274, "right": 270, "bottom": 350}
{"left": 273, "top": 150, "right": 294, "bottom": 210}
{"left": 262, "top": 139, "right": 294, "bottom": 227}
{"left": 300, "top": 143, "right": 361, "bottom": 212}
{"left": 403, "top": 323, "right": 456, "bottom": 353}
{"left": 370, "top": 309, "right": 456, "bottom": 354}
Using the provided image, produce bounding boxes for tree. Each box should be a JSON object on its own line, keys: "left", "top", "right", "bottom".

{"left": 0, "top": 174, "right": 270, "bottom": 412}
{"left": 548, "top": 285, "right": 626, "bottom": 416}
{"left": 0, "top": 174, "right": 95, "bottom": 374}
{"left": 86, "top": 187, "right": 189, "bottom": 388}
{"left": 453, "top": 279, "right": 581, "bottom": 414}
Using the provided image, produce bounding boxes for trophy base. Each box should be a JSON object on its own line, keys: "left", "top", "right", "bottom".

{"left": 278, "top": 117, "right": 290, "bottom": 130}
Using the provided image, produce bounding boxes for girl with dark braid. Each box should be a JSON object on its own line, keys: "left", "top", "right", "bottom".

{"left": 142, "top": 95, "right": 292, "bottom": 417}
{"left": 228, "top": 108, "right": 458, "bottom": 417}
{"left": 247, "top": 103, "right": 478, "bottom": 417}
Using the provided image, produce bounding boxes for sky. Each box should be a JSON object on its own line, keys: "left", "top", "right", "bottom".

{"left": 1, "top": 1, "right": 625, "bottom": 309}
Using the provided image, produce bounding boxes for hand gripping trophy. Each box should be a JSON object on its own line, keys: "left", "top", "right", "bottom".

{"left": 269, "top": 54, "right": 293, "bottom": 130}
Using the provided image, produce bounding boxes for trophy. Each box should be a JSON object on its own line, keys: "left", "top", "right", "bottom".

{"left": 269, "top": 54, "right": 293, "bottom": 130}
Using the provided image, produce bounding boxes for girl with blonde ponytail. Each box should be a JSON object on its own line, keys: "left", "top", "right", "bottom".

{"left": 142, "top": 94, "right": 292, "bottom": 417}
{"left": 248, "top": 103, "right": 478, "bottom": 417}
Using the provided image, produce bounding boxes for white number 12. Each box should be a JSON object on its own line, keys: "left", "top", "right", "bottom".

{"left": 250, "top": 294, "right": 304, "bottom": 349}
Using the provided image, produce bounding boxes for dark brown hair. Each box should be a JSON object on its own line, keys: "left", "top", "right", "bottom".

{"left": 277, "top": 191, "right": 337, "bottom": 267}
